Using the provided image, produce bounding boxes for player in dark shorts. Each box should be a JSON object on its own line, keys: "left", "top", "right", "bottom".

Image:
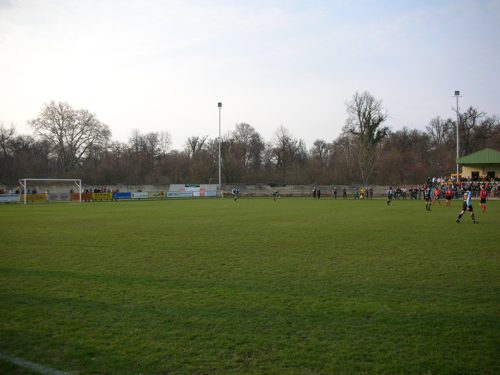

{"left": 232, "top": 187, "right": 240, "bottom": 201}
{"left": 433, "top": 187, "right": 442, "bottom": 206}
{"left": 386, "top": 187, "right": 394, "bottom": 205}
{"left": 272, "top": 191, "right": 280, "bottom": 201}
{"left": 456, "top": 191, "right": 478, "bottom": 224}
{"left": 424, "top": 186, "right": 432, "bottom": 211}
{"left": 445, "top": 187, "right": 453, "bottom": 207}
{"left": 479, "top": 186, "right": 488, "bottom": 213}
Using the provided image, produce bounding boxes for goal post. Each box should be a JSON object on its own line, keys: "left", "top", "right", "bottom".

{"left": 19, "top": 178, "right": 82, "bottom": 205}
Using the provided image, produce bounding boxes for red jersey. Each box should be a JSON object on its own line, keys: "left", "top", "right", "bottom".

{"left": 445, "top": 189, "right": 453, "bottom": 198}
{"left": 480, "top": 189, "right": 488, "bottom": 199}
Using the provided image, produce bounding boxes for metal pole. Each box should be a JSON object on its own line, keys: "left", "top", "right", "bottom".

{"left": 218, "top": 102, "right": 222, "bottom": 197}
{"left": 455, "top": 91, "right": 461, "bottom": 181}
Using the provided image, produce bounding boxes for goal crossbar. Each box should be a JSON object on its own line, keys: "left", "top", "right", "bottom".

{"left": 19, "top": 178, "right": 82, "bottom": 205}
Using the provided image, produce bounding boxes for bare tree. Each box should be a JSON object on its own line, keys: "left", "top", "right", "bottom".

{"left": 458, "top": 106, "right": 485, "bottom": 156}
{"left": 128, "top": 130, "right": 170, "bottom": 158}
{"left": 232, "top": 123, "right": 259, "bottom": 168}
{"left": 248, "top": 132, "right": 265, "bottom": 172}
{"left": 0, "top": 123, "right": 15, "bottom": 159}
{"left": 344, "top": 91, "right": 389, "bottom": 184}
{"left": 0, "top": 123, "right": 16, "bottom": 183}
{"left": 30, "top": 101, "right": 111, "bottom": 172}
{"left": 426, "top": 117, "right": 453, "bottom": 146}
{"left": 158, "top": 131, "right": 172, "bottom": 155}
{"left": 144, "top": 132, "right": 160, "bottom": 158}
{"left": 272, "top": 126, "right": 293, "bottom": 183}
{"left": 476, "top": 115, "right": 500, "bottom": 150}
{"left": 380, "top": 127, "right": 431, "bottom": 183}
{"left": 223, "top": 123, "right": 266, "bottom": 182}
{"left": 129, "top": 129, "right": 144, "bottom": 155}
{"left": 185, "top": 136, "right": 208, "bottom": 159}
{"left": 3, "top": 134, "right": 52, "bottom": 183}
{"left": 272, "top": 126, "right": 306, "bottom": 184}
{"left": 310, "top": 139, "right": 329, "bottom": 165}
{"left": 330, "top": 134, "right": 358, "bottom": 184}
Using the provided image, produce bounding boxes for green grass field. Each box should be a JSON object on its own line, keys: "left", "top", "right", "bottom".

{"left": 1, "top": 198, "right": 499, "bottom": 374}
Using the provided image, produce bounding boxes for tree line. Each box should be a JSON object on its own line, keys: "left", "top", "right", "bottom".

{"left": 1, "top": 93, "right": 499, "bottom": 187}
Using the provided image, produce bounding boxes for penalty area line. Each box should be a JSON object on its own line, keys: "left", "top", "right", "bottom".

{"left": 0, "top": 352, "right": 71, "bottom": 375}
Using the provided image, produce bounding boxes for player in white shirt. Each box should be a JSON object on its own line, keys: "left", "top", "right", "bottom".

{"left": 386, "top": 187, "right": 394, "bottom": 205}
{"left": 456, "top": 191, "right": 478, "bottom": 224}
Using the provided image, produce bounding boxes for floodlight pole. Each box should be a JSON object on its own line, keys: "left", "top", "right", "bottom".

{"left": 454, "top": 91, "right": 461, "bottom": 181}
{"left": 218, "top": 102, "right": 222, "bottom": 197}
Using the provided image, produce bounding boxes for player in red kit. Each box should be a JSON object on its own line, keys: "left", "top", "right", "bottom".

{"left": 445, "top": 188, "right": 453, "bottom": 207}
{"left": 433, "top": 187, "right": 442, "bottom": 206}
{"left": 480, "top": 186, "right": 488, "bottom": 213}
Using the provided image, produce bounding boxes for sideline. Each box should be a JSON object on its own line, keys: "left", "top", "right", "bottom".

{"left": 0, "top": 352, "right": 71, "bottom": 375}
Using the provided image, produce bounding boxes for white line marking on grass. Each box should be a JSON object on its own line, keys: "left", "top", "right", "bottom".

{"left": 0, "top": 352, "right": 71, "bottom": 375}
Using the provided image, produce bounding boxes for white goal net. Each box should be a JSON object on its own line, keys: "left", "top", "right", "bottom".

{"left": 19, "top": 178, "right": 82, "bottom": 204}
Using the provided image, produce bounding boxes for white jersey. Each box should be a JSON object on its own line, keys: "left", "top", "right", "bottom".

{"left": 466, "top": 191, "right": 472, "bottom": 206}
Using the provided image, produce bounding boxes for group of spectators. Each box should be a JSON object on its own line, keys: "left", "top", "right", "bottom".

{"left": 453, "top": 181, "right": 498, "bottom": 198}
{"left": 312, "top": 187, "right": 322, "bottom": 199}
{"left": 353, "top": 186, "right": 374, "bottom": 199}
{"left": 2, "top": 179, "right": 498, "bottom": 199}
{"left": 0, "top": 186, "right": 121, "bottom": 196}
{"left": 314, "top": 186, "right": 365, "bottom": 199}
{"left": 429, "top": 177, "right": 498, "bottom": 198}
{"left": 403, "top": 177, "right": 499, "bottom": 200}
{"left": 327, "top": 186, "right": 373, "bottom": 199}
{"left": 0, "top": 187, "right": 24, "bottom": 194}
{"left": 84, "top": 186, "right": 117, "bottom": 193}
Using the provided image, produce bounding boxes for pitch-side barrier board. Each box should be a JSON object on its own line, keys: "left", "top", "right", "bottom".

{"left": 1, "top": 190, "right": 221, "bottom": 203}
{"left": 0, "top": 194, "right": 21, "bottom": 203}
{"left": 85, "top": 191, "right": 217, "bottom": 200}
{"left": 83, "top": 192, "right": 166, "bottom": 201}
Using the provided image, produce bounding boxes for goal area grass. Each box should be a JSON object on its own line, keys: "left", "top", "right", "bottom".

{"left": 1, "top": 198, "right": 499, "bottom": 374}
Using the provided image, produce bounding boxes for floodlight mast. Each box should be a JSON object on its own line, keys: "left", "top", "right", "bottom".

{"left": 218, "top": 102, "right": 222, "bottom": 197}
{"left": 454, "top": 91, "right": 461, "bottom": 181}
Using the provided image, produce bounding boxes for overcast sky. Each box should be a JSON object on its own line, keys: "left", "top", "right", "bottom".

{"left": 1, "top": 0, "right": 499, "bottom": 150}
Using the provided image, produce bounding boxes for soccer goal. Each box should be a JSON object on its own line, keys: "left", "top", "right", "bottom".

{"left": 19, "top": 178, "right": 82, "bottom": 205}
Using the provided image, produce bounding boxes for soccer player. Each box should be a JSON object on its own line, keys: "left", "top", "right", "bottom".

{"left": 456, "top": 191, "right": 478, "bottom": 224}
{"left": 232, "top": 187, "right": 240, "bottom": 201}
{"left": 479, "top": 185, "right": 488, "bottom": 213}
{"left": 445, "top": 187, "right": 453, "bottom": 207}
{"left": 272, "top": 191, "right": 280, "bottom": 202}
{"left": 424, "top": 186, "right": 432, "bottom": 211}
{"left": 386, "top": 187, "right": 394, "bottom": 205}
{"left": 433, "top": 187, "right": 442, "bottom": 206}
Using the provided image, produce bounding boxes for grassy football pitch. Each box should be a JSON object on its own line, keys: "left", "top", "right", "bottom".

{"left": 0, "top": 198, "right": 499, "bottom": 374}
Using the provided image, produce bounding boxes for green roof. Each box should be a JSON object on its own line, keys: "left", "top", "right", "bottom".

{"left": 457, "top": 148, "right": 500, "bottom": 164}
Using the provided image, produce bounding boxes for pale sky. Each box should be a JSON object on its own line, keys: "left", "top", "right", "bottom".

{"left": 1, "top": 0, "right": 499, "bottom": 150}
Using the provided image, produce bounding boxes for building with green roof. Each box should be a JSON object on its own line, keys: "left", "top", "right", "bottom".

{"left": 457, "top": 148, "right": 500, "bottom": 180}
